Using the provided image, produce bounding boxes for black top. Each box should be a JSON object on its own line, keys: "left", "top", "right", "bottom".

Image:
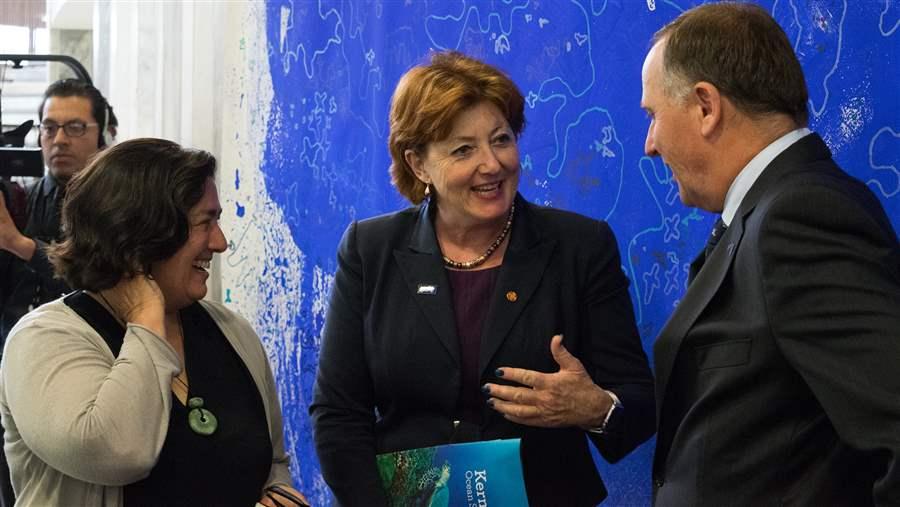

{"left": 1, "top": 175, "right": 70, "bottom": 344}
{"left": 62, "top": 293, "right": 273, "bottom": 505}
{"left": 125, "top": 303, "right": 272, "bottom": 507}
{"left": 445, "top": 266, "right": 500, "bottom": 425}
{"left": 124, "top": 303, "right": 273, "bottom": 506}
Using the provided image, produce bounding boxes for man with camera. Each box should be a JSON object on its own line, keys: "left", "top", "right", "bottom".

{"left": 0, "top": 78, "right": 116, "bottom": 506}
{"left": 0, "top": 79, "right": 116, "bottom": 341}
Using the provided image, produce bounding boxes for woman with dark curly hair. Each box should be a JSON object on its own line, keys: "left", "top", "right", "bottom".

{"left": 0, "top": 138, "right": 307, "bottom": 506}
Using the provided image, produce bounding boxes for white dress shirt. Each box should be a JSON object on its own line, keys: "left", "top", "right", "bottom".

{"left": 721, "top": 128, "right": 811, "bottom": 226}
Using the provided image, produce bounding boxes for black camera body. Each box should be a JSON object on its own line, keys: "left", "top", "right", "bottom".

{"left": 0, "top": 120, "right": 39, "bottom": 230}
{"left": 0, "top": 178, "right": 27, "bottom": 231}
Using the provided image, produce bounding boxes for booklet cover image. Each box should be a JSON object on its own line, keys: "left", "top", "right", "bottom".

{"left": 376, "top": 438, "right": 529, "bottom": 506}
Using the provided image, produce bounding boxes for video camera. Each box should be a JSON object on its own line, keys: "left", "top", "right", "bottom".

{"left": 0, "top": 120, "right": 34, "bottom": 230}
{"left": 1, "top": 120, "right": 42, "bottom": 179}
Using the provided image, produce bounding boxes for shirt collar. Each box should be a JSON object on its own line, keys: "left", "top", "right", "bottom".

{"left": 39, "top": 171, "right": 63, "bottom": 198}
{"left": 721, "top": 127, "right": 811, "bottom": 225}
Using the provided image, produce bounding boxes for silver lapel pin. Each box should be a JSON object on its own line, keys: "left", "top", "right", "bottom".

{"left": 417, "top": 284, "right": 438, "bottom": 295}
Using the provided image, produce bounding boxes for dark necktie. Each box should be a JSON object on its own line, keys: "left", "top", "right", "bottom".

{"left": 704, "top": 217, "right": 728, "bottom": 260}
{"left": 689, "top": 217, "right": 728, "bottom": 284}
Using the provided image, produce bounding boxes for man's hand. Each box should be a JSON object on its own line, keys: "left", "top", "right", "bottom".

{"left": 484, "top": 334, "right": 613, "bottom": 428}
{"left": 0, "top": 191, "right": 35, "bottom": 261}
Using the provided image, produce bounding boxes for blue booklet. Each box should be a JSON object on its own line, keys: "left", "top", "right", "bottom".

{"left": 376, "top": 438, "right": 529, "bottom": 506}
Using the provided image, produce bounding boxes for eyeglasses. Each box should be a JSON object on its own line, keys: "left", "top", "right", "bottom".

{"left": 39, "top": 121, "right": 99, "bottom": 138}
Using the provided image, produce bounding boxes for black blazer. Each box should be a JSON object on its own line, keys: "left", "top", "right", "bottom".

{"left": 653, "top": 134, "right": 900, "bottom": 506}
{"left": 311, "top": 194, "right": 655, "bottom": 506}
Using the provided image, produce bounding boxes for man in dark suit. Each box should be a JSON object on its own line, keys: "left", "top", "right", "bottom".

{"left": 641, "top": 3, "right": 900, "bottom": 505}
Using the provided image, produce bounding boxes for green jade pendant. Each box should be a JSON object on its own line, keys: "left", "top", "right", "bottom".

{"left": 187, "top": 397, "right": 218, "bottom": 436}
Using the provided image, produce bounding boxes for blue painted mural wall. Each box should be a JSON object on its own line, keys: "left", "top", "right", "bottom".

{"left": 222, "top": 1, "right": 899, "bottom": 505}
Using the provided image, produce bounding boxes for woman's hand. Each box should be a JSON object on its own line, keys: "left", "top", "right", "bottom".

{"left": 484, "top": 334, "right": 614, "bottom": 428}
{"left": 99, "top": 274, "right": 166, "bottom": 337}
{"left": 258, "top": 484, "right": 310, "bottom": 507}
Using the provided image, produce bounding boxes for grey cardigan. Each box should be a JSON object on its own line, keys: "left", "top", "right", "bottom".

{"left": 0, "top": 297, "right": 292, "bottom": 506}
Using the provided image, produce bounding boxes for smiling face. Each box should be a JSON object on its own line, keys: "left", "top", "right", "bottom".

{"left": 151, "top": 178, "right": 227, "bottom": 311}
{"left": 41, "top": 95, "right": 102, "bottom": 182}
{"left": 406, "top": 101, "right": 519, "bottom": 232}
{"left": 641, "top": 41, "right": 714, "bottom": 210}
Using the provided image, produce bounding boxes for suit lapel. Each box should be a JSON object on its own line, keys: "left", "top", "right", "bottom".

{"left": 479, "top": 197, "right": 556, "bottom": 376}
{"left": 653, "top": 218, "right": 744, "bottom": 417}
{"left": 653, "top": 133, "right": 834, "bottom": 419}
{"left": 687, "top": 251, "right": 704, "bottom": 283}
{"left": 393, "top": 201, "right": 460, "bottom": 362}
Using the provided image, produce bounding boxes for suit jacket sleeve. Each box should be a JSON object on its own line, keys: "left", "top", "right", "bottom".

{"left": 310, "top": 221, "right": 388, "bottom": 506}
{"left": 758, "top": 182, "right": 900, "bottom": 505}
{"left": 582, "top": 221, "right": 656, "bottom": 462}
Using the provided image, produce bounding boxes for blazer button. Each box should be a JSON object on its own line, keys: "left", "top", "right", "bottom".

{"left": 653, "top": 477, "right": 664, "bottom": 488}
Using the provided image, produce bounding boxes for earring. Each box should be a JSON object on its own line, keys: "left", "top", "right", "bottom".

{"left": 424, "top": 183, "right": 431, "bottom": 197}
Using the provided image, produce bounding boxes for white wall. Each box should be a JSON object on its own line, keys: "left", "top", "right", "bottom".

{"left": 93, "top": 1, "right": 225, "bottom": 152}
{"left": 93, "top": 0, "right": 229, "bottom": 301}
{"left": 55, "top": 0, "right": 311, "bottom": 492}
{"left": 47, "top": 0, "right": 92, "bottom": 30}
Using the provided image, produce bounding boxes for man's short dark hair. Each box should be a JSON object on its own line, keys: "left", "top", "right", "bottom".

{"left": 38, "top": 79, "right": 116, "bottom": 147}
{"left": 653, "top": 2, "right": 809, "bottom": 126}
{"left": 48, "top": 138, "right": 217, "bottom": 291}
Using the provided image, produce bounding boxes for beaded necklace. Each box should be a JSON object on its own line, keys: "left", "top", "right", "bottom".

{"left": 442, "top": 202, "right": 515, "bottom": 270}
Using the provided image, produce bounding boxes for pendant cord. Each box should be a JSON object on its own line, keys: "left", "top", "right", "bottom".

{"left": 172, "top": 313, "right": 190, "bottom": 393}
{"left": 94, "top": 294, "right": 217, "bottom": 435}
{"left": 98, "top": 291, "right": 192, "bottom": 395}
{"left": 173, "top": 371, "right": 189, "bottom": 391}
{"left": 96, "top": 291, "right": 125, "bottom": 327}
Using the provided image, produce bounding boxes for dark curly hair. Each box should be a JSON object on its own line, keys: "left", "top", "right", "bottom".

{"left": 48, "top": 138, "right": 216, "bottom": 291}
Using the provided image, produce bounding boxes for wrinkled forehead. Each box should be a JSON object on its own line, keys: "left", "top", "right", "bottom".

{"left": 42, "top": 95, "right": 95, "bottom": 123}
{"left": 444, "top": 101, "right": 510, "bottom": 139}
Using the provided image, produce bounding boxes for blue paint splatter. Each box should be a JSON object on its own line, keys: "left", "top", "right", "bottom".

{"left": 257, "top": 2, "right": 899, "bottom": 504}
{"left": 235, "top": 168, "right": 241, "bottom": 190}
{"left": 236, "top": 202, "right": 245, "bottom": 217}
